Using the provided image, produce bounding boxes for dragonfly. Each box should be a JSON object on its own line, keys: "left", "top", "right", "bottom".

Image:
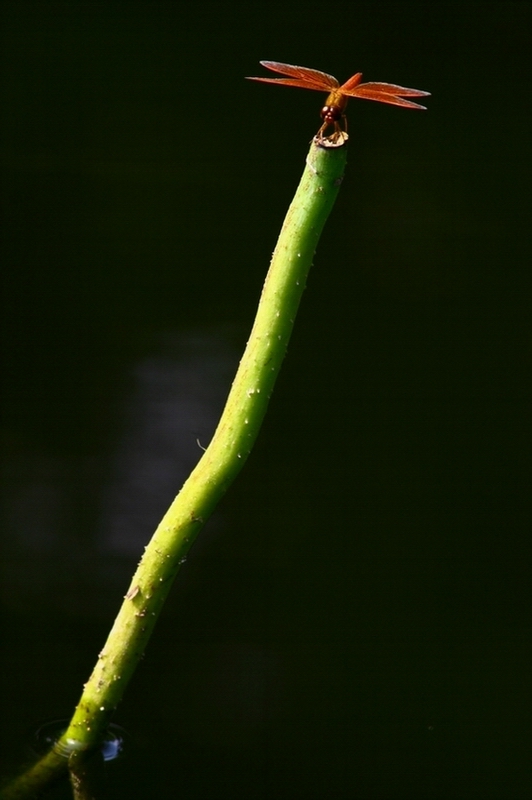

{"left": 247, "top": 61, "right": 430, "bottom": 140}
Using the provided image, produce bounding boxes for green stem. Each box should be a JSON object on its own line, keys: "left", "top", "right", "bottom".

{"left": 0, "top": 135, "right": 348, "bottom": 800}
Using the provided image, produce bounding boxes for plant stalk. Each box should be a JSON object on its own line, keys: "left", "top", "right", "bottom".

{"left": 0, "top": 135, "right": 348, "bottom": 799}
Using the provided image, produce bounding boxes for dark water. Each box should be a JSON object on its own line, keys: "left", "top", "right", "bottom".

{"left": 1, "top": 3, "right": 530, "bottom": 798}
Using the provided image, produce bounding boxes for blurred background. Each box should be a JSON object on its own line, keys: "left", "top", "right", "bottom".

{"left": 1, "top": 2, "right": 530, "bottom": 798}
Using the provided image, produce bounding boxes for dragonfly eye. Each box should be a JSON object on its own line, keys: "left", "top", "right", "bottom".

{"left": 320, "top": 105, "right": 342, "bottom": 123}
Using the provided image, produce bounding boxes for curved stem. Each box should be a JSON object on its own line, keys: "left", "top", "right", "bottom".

{"left": 0, "top": 136, "right": 348, "bottom": 799}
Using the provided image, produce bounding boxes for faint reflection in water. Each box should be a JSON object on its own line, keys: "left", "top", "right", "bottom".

{"left": 97, "top": 330, "right": 234, "bottom": 557}
{"left": 1, "top": 329, "right": 235, "bottom": 612}
{"left": 31, "top": 719, "right": 128, "bottom": 761}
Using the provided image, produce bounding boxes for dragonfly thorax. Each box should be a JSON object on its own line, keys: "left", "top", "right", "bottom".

{"left": 320, "top": 89, "right": 348, "bottom": 125}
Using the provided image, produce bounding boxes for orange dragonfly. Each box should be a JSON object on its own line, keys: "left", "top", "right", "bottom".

{"left": 247, "top": 61, "right": 430, "bottom": 140}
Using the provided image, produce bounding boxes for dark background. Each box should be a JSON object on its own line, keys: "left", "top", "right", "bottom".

{"left": 1, "top": 2, "right": 530, "bottom": 798}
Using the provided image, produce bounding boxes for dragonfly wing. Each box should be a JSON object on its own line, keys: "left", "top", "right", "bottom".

{"left": 347, "top": 81, "right": 430, "bottom": 109}
{"left": 252, "top": 61, "right": 339, "bottom": 91}
{"left": 246, "top": 77, "right": 334, "bottom": 90}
